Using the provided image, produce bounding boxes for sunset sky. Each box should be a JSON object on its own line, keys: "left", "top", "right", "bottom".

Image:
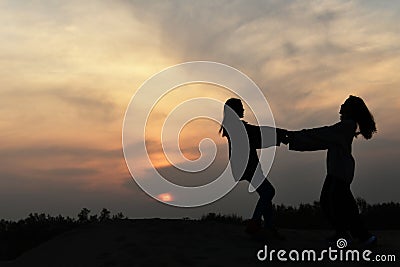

{"left": 1, "top": 0, "right": 399, "bottom": 220}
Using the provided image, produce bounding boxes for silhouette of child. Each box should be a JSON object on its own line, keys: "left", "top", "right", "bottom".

{"left": 285, "top": 95, "right": 377, "bottom": 246}
{"left": 219, "top": 98, "right": 286, "bottom": 238}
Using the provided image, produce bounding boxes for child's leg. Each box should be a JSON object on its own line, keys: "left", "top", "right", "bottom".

{"left": 253, "top": 179, "right": 275, "bottom": 228}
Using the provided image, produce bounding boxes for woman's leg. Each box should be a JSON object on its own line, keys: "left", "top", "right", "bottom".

{"left": 332, "top": 179, "right": 370, "bottom": 240}
{"left": 320, "top": 176, "right": 334, "bottom": 225}
{"left": 320, "top": 176, "right": 352, "bottom": 240}
{"left": 330, "top": 180, "right": 351, "bottom": 237}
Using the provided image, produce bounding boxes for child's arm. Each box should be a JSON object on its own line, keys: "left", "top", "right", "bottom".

{"left": 245, "top": 123, "right": 286, "bottom": 148}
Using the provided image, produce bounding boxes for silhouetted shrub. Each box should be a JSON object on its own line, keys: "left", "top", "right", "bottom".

{"left": 90, "top": 214, "right": 99, "bottom": 223}
{"left": 200, "top": 212, "right": 243, "bottom": 224}
{"left": 99, "top": 208, "right": 111, "bottom": 222}
{"left": 360, "top": 201, "right": 400, "bottom": 229}
{"left": 112, "top": 212, "right": 126, "bottom": 220}
{"left": 273, "top": 201, "right": 329, "bottom": 229}
{"left": 77, "top": 208, "right": 91, "bottom": 224}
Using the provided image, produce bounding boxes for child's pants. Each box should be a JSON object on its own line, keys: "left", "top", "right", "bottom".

{"left": 251, "top": 178, "right": 275, "bottom": 228}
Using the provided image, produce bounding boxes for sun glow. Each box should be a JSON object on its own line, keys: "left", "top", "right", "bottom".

{"left": 158, "top": 193, "right": 173, "bottom": 202}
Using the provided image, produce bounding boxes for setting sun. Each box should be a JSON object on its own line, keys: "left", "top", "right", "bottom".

{"left": 158, "top": 193, "right": 173, "bottom": 202}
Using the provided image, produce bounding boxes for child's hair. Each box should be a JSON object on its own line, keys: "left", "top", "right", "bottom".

{"left": 347, "top": 95, "right": 377, "bottom": 139}
{"left": 219, "top": 98, "right": 243, "bottom": 137}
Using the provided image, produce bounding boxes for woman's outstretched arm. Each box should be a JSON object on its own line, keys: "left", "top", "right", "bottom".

{"left": 288, "top": 120, "right": 356, "bottom": 151}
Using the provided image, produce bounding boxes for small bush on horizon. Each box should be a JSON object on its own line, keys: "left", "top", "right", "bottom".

{"left": 200, "top": 212, "right": 244, "bottom": 224}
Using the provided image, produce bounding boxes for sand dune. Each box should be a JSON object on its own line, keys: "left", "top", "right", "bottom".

{"left": 2, "top": 219, "right": 399, "bottom": 267}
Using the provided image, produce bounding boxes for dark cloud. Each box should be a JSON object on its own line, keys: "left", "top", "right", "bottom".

{"left": 127, "top": 0, "right": 294, "bottom": 62}
{"left": 51, "top": 89, "right": 118, "bottom": 122}
{"left": 0, "top": 87, "right": 119, "bottom": 124}
{"left": 33, "top": 167, "right": 99, "bottom": 177}
{"left": 0, "top": 145, "right": 121, "bottom": 160}
{"left": 314, "top": 8, "right": 342, "bottom": 30}
{"left": 282, "top": 42, "right": 299, "bottom": 57}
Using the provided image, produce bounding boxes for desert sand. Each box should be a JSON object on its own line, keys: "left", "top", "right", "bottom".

{"left": 2, "top": 219, "right": 399, "bottom": 267}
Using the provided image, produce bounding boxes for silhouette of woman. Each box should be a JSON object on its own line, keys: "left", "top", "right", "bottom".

{"left": 286, "top": 95, "right": 377, "bottom": 245}
{"left": 219, "top": 98, "right": 286, "bottom": 237}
